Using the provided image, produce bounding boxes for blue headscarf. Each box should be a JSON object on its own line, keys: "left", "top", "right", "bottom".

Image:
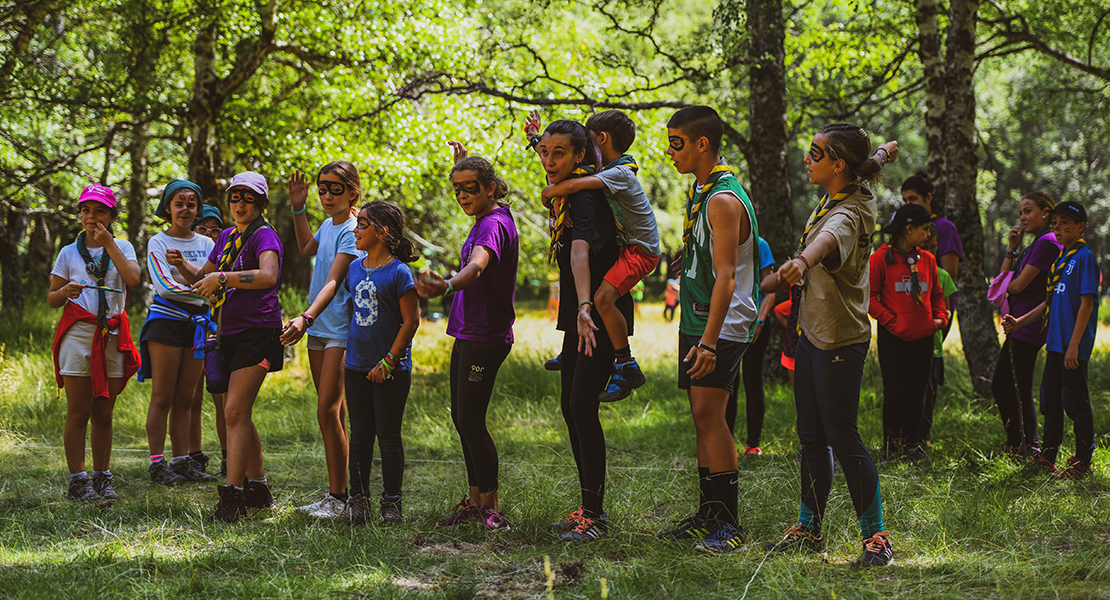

{"left": 155, "top": 179, "right": 204, "bottom": 220}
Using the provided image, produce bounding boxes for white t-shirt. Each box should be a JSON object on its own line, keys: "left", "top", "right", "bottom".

{"left": 51, "top": 238, "right": 138, "bottom": 333}
{"left": 147, "top": 231, "right": 215, "bottom": 306}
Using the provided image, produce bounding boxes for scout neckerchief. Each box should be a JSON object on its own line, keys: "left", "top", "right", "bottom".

{"left": 889, "top": 243, "right": 925, "bottom": 304}
{"left": 602, "top": 154, "right": 639, "bottom": 247}
{"left": 76, "top": 230, "right": 113, "bottom": 328}
{"left": 548, "top": 164, "right": 597, "bottom": 262}
{"left": 682, "top": 162, "right": 734, "bottom": 247}
{"left": 210, "top": 216, "right": 269, "bottom": 309}
{"left": 791, "top": 182, "right": 861, "bottom": 333}
{"left": 1044, "top": 238, "right": 1086, "bottom": 327}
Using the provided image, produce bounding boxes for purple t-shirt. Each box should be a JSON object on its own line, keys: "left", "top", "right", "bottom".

{"left": 1007, "top": 231, "right": 1061, "bottom": 346}
{"left": 447, "top": 206, "right": 519, "bottom": 344}
{"left": 207, "top": 226, "right": 284, "bottom": 335}
{"left": 934, "top": 216, "right": 964, "bottom": 260}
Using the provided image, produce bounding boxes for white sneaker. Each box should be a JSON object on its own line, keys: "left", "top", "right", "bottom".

{"left": 297, "top": 494, "right": 347, "bottom": 519}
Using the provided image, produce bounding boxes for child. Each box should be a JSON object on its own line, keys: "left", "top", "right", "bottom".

{"left": 288, "top": 163, "right": 364, "bottom": 520}
{"left": 141, "top": 179, "right": 217, "bottom": 486}
{"left": 658, "top": 105, "right": 757, "bottom": 553}
{"left": 174, "top": 171, "right": 284, "bottom": 522}
{"left": 1003, "top": 201, "right": 1099, "bottom": 478}
{"left": 282, "top": 201, "right": 420, "bottom": 523}
{"left": 48, "top": 184, "right": 141, "bottom": 501}
{"left": 530, "top": 110, "right": 662, "bottom": 402}
{"left": 727, "top": 236, "right": 777, "bottom": 457}
{"left": 663, "top": 278, "right": 679, "bottom": 322}
{"left": 417, "top": 144, "right": 518, "bottom": 530}
{"left": 868, "top": 203, "right": 947, "bottom": 458}
{"left": 922, "top": 224, "right": 956, "bottom": 445}
{"left": 188, "top": 204, "right": 228, "bottom": 475}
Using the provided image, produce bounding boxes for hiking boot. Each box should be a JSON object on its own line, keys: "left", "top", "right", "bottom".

{"left": 243, "top": 479, "right": 274, "bottom": 508}
{"left": 478, "top": 506, "right": 511, "bottom": 531}
{"left": 67, "top": 474, "right": 100, "bottom": 501}
{"left": 347, "top": 494, "right": 371, "bottom": 525}
{"left": 766, "top": 524, "right": 825, "bottom": 553}
{"left": 1029, "top": 455, "right": 1057, "bottom": 474}
{"left": 1053, "top": 456, "right": 1094, "bottom": 479}
{"left": 437, "top": 497, "right": 480, "bottom": 527}
{"left": 598, "top": 359, "right": 646, "bottom": 402}
{"left": 544, "top": 353, "right": 562, "bottom": 371}
{"left": 191, "top": 452, "right": 211, "bottom": 473}
{"left": 297, "top": 493, "right": 347, "bottom": 519}
{"left": 149, "top": 460, "right": 186, "bottom": 487}
{"left": 744, "top": 446, "right": 763, "bottom": 457}
{"left": 173, "top": 457, "right": 218, "bottom": 483}
{"left": 658, "top": 514, "right": 714, "bottom": 541}
{"left": 560, "top": 512, "right": 607, "bottom": 542}
{"left": 210, "top": 485, "right": 247, "bottom": 523}
{"left": 91, "top": 472, "right": 118, "bottom": 501}
{"left": 549, "top": 507, "right": 608, "bottom": 532}
{"left": 380, "top": 493, "right": 403, "bottom": 524}
{"left": 694, "top": 519, "right": 747, "bottom": 553}
{"left": 857, "top": 531, "right": 893, "bottom": 566}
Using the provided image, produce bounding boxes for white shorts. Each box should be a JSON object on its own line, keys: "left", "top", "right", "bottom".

{"left": 57, "top": 321, "right": 126, "bottom": 378}
{"left": 307, "top": 335, "right": 347, "bottom": 352}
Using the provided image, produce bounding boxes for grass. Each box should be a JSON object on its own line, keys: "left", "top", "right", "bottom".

{"left": 1, "top": 301, "right": 1110, "bottom": 599}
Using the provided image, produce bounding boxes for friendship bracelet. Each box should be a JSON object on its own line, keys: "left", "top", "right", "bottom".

{"left": 387, "top": 351, "right": 399, "bottom": 363}
{"left": 379, "top": 358, "right": 395, "bottom": 373}
{"left": 291, "top": 204, "right": 307, "bottom": 215}
{"left": 797, "top": 254, "right": 811, "bottom": 271}
{"left": 1006, "top": 249, "right": 1020, "bottom": 259}
{"left": 875, "top": 147, "right": 889, "bottom": 163}
{"left": 526, "top": 134, "right": 541, "bottom": 151}
{"left": 579, "top": 300, "right": 594, "bottom": 309}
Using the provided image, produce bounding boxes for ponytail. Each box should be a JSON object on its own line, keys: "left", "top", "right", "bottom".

{"left": 452, "top": 156, "right": 511, "bottom": 207}
{"left": 361, "top": 201, "right": 419, "bottom": 263}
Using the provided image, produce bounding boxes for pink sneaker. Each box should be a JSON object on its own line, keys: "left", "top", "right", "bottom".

{"left": 479, "top": 506, "right": 510, "bottom": 531}
{"left": 744, "top": 446, "right": 763, "bottom": 457}
{"left": 437, "top": 497, "right": 480, "bottom": 527}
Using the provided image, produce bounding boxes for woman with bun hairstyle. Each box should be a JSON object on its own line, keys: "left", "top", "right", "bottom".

{"left": 764, "top": 124, "right": 899, "bottom": 566}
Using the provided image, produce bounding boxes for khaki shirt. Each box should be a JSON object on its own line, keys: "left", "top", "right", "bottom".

{"left": 797, "top": 189, "right": 876, "bottom": 350}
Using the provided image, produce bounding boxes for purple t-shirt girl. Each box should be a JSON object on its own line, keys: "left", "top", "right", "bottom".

{"left": 1007, "top": 230, "right": 1062, "bottom": 346}
{"left": 447, "top": 205, "right": 519, "bottom": 345}
{"left": 207, "top": 226, "right": 284, "bottom": 335}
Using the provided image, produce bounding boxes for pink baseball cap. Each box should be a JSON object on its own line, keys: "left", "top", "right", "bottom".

{"left": 226, "top": 171, "right": 268, "bottom": 197}
{"left": 77, "top": 184, "right": 118, "bottom": 210}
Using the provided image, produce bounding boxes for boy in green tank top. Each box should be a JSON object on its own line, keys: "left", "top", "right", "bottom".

{"left": 657, "top": 106, "right": 760, "bottom": 554}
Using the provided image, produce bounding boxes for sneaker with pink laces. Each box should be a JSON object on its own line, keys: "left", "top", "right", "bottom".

{"left": 744, "top": 446, "right": 763, "bottom": 457}
{"left": 478, "top": 506, "right": 511, "bottom": 531}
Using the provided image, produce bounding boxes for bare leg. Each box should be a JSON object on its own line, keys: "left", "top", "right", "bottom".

{"left": 213, "top": 392, "right": 227, "bottom": 450}
{"left": 62, "top": 376, "right": 94, "bottom": 474}
{"left": 189, "top": 377, "right": 204, "bottom": 453}
{"left": 89, "top": 379, "right": 122, "bottom": 471}
{"left": 309, "top": 347, "right": 349, "bottom": 496}
{"left": 594, "top": 281, "right": 629, "bottom": 352}
{"left": 223, "top": 366, "right": 269, "bottom": 487}
{"left": 148, "top": 342, "right": 203, "bottom": 458}
{"left": 689, "top": 386, "right": 738, "bottom": 473}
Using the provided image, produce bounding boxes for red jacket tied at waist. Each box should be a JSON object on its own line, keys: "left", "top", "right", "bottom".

{"left": 868, "top": 245, "right": 948, "bottom": 342}
{"left": 52, "top": 301, "right": 141, "bottom": 400}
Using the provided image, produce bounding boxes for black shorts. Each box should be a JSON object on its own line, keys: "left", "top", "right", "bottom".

{"left": 677, "top": 333, "right": 747, "bottom": 392}
{"left": 205, "top": 328, "right": 284, "bottom": 393}
{"left": 140, "top": 303, "right": 208, "bottom": 348}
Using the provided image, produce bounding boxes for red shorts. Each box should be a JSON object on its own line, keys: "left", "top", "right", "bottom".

{"left": 603, "top": 245, "right": 660, "bottom": 296}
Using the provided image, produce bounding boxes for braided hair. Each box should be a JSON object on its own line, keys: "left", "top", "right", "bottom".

{"left": 819, "top": 123, "right": 884, "bottom": 184}
{"left": 361, "top": 201, "right": 418, "bottom": 262}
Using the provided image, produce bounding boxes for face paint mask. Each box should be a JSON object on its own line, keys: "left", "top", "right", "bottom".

{"left": 808, "top": 143, "right": 826, "bottom": 163}
{"left": 669, "top": 136, "right": 686, "bottom": 151}
{"left": 453, "top": 181, "right": 482, "bottom": 196}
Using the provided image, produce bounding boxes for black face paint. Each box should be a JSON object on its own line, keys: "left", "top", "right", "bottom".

{"left": 318, "top": 181, "right": 347, "bottom": 197}
{"left": 808, "top": 143, "right": 826, "bottom": 163}
{"left": 668, "top": 136, "right": 686, "bottom": 151}
{"left": 453, "top": 181, "right": 482, "bottom": 196}
{"left": 228, "top": 191, "right": 258, "bottom": 204}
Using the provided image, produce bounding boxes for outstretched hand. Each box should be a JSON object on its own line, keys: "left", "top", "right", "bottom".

{"left": 279, "top": 315, "right": 307, "bottom": 346}
{"left": 414, "top": 271, "right": 448, "bottom": 298}
{"left": 878, "top": 141, "right": 899, "bottom": 163}
{"left": 525, "top": 110, "right": 542, "bottom": 136}
{"left": 447, "top": 141, "right": 468, "bottom": 164}
{"left": 289, "top": 169, "right": 310, "bottom": 213}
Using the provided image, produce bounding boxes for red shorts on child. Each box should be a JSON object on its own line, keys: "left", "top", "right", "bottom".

{"left": 603, "top": 245, "right": 660, "bottom": 296}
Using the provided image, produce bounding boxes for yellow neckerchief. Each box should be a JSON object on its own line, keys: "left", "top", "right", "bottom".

{"left": 1044, "top": 238, "right": 1086, "bottom": 327}
{"left": 548, "top": 165, "right": 595, "bottom": 262}
{"left": 210, "top": 216, "right": 268, "bottom": 309}
{"left": 793, "top": 182, "right": 862, "bottom": 334}
{"left": 682, "top": 163, "right": 734, "bottom": 246}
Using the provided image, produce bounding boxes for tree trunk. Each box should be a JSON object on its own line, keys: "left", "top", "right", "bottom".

{"left": 747, "top": 0, "right": 793, "bottom": 382}
{"left": 915, "top": 0, "right": 947, "bottom": 214}
{"left": 128, "top": 119, "right": 153, "bottom": 308}
{"left": 27, "top": 211, "right": 55, "bottom": 294}
{"left": 0, "top": 203, "right": 29, "bottom": 316}
{"left": 944, "top": 0, "right": 997, "bottom": 398}
{"left": 188, "top": 17, "right": 221, "bottom": 201}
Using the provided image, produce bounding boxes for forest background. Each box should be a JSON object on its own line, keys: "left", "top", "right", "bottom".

{"left": 1, "top": 0, "right": 1109, "bottom": 392}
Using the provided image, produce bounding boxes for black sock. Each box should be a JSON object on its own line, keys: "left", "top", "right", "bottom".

{"left": 221, "top": 449, "right": 227, "bottom": 459}
{"left": 614, "top": 345, "right": 633, "bottom": 364}
{"left": 708, "top": 470, "right": 739, "bottom": 527}
{"left": 330, "top": 491, "right": 349, "bottom": 502}
{"left": 696, "top": 466, "right": 712, "bottom": 518}
{"left": 189, "top": 450, "right": 203, "bottom": 458}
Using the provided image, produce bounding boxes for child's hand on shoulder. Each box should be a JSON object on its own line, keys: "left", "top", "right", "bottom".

{"left": 541, "top": 184, "right": 557, "bottom": 201}
{"left": 289, "top": 169, "right": 310, "bottom": 212}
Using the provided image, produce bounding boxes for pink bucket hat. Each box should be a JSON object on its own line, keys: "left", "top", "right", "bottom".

{"left": 76, "top": 184, "right": 117, "bottom": 210}
{"left": 226, "top": 171, "right": 268, "bottom": 197}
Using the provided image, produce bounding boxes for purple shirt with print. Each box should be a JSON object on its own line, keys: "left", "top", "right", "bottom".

{"left": 1007, "top": 231, "right": 1061, "bottom": 346}
{"left": 447, "top": 206, "right": 519, "bottom": 344}
{"left": 207, "top": 226, "right": 284, "bottom": 335}
{"left": 934, "top": 216, "right": 964, "bottom": 260}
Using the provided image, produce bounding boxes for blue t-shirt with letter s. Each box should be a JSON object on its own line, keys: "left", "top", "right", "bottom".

{"left": 1045, "top": 245, "right": 1100, "bottom": 361}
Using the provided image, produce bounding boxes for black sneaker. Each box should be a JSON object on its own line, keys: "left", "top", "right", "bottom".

{"left": 210, "top": 485, "right": 247, "bottom": 523}
{"left": 766, "top": 524, "right": 825, "bottom": 553}
{"left": 694, "top": 519, "right": 747, "bottom": 553}
{"left": 347, "top": 494, "right": 371, "bottom": 525}
{"left": 549, "top": 507, "right": 609, "bottom": 532}
{"left": 149, "top": 460, "right": 186, "bottom": 487}
{"left": 599, "top": 360, "right": 646, "bottom": 402}
{"left": 658, "top": 514, "right": 714, "bottom": 541}
{"left": 67, "top": 475, "right": 100, "bottom": 501}
{"left": 544, "top": 353, "right": 562, "bottom": 371}
{"left": 243, "top": 479, "right": 274, "bottom": 508}
{"left": 857, "top": 531, "right": 893, "bottom": 566}
{"left": 91, "top": 472, "right": 118, "bottom": 501}
{"left": 172, "top": 457, "right": 218, "bottom": 483}
{"left": 380, "top": 493, "right": 403, "bottom": 524}
{"left": 191, "top": 452, "right": 211, "bottom": 473}
{"left": 560, "top": 512, "right": 608, "bottom": 542}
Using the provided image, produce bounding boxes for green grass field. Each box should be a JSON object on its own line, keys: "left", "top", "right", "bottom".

{"left": 1, "top": 302, "right": 1109, "bottom": 599}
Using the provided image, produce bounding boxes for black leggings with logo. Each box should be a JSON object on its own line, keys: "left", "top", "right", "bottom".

{"left": 450, "top": 339, "right": 512, "bottom": 494}
{"left": 560, "top": 329, "right": 614, "bottom": 516}
{"left": 344, "top": 368, "right": 410, "bottom": 497}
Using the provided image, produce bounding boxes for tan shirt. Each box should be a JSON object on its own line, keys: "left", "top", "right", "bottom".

{"left": 797, "top": 189, "right": 876, "bottom": 350}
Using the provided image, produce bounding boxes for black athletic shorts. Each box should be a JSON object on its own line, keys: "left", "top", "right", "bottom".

{"left": 140, "top": 302, "right": 208, "bottom": 348}
{"left": 205, "top": 328, "right": 284, "bottom": 393}
{"left": 677, "top": 333, "right": 748, "bottom": 392}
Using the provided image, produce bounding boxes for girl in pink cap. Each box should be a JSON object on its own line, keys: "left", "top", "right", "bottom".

{"left": 47, "top": 184, "right": 142, "bottom": 502}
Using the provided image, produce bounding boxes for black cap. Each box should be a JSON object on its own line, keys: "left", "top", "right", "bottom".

{"left": 881, "top": 203, "right": 933, "bottom": 234}
{"left": 1048, "top": 200, "right": 1087, "bottom": 223}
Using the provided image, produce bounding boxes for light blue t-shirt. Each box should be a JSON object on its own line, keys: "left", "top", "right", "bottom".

{"left": 1045, "top": 245, "right": 1100, "bottom": 361}
{"left": 344, "top": 257, "right": 415, "bottom": 373}
{"left": 308, "top": 216, "right": 362, "bottom": 340}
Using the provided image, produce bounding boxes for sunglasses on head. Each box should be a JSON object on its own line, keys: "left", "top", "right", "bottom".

{"left": 318, "top": 182, "right": 347, "bottom": 197}
{"left": 228, "top": 190, "right": 258, "bottom": 204}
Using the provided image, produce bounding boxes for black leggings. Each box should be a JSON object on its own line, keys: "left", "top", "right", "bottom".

{"left": 560, "top": 329, "right": 614, "bottom": 515}
{"left": 795, "top": 334, "right": 883, "bottom": 535}
{"left": 1041, "top": 351, "right": 1095, "bottom": 465}
{"left": 344, "top": 368, "right": 410, "bottom": 497}
{"left": 991, "top": 337, "right": 1041, "bottom": 450}
{"left": 726, "top": 322, "right": 771, "bottom": 447}
{"left": 877, "top": 326, "right": 933, "bottom": 451}
{"left": 450, "top": 339, "right": 512, "bottom": 493}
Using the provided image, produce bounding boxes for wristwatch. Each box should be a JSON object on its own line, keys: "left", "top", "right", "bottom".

{"left": 217, "top": 272, "right": 228, "bottom": 285}
{"left": 301, "top": 313, "right": 315, "bottom": 328}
